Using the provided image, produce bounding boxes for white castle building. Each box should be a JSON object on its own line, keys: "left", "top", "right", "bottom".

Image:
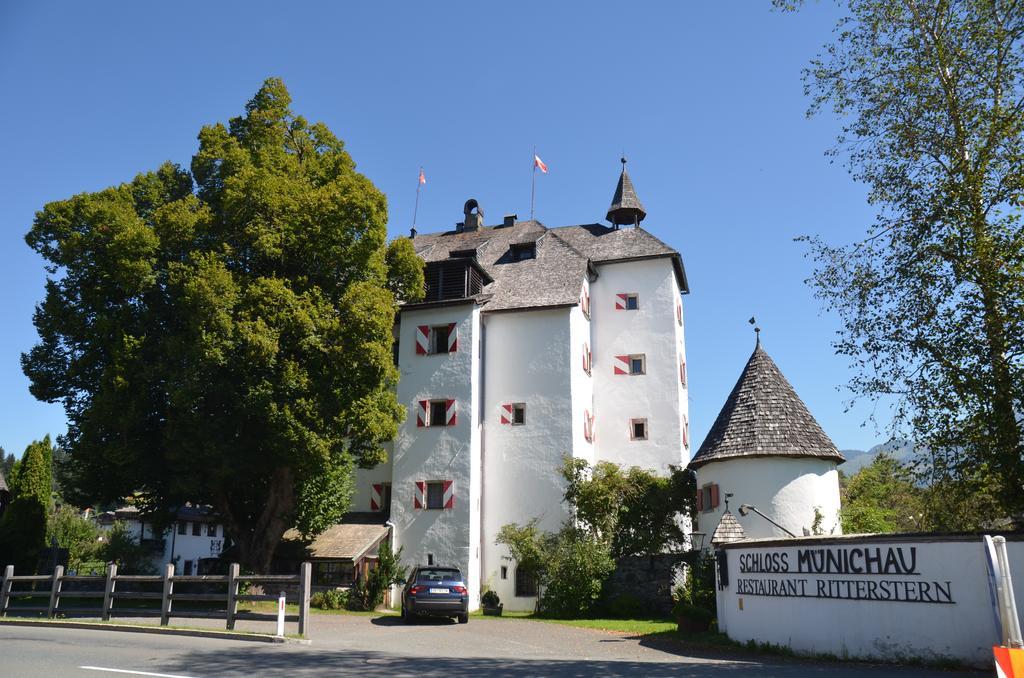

{"left": 352, "top": 162, "right": 691, "bottom": 610}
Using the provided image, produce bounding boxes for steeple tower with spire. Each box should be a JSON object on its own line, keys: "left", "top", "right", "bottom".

{"left": 606, "top": 157, "right": 647, "bottom": 228}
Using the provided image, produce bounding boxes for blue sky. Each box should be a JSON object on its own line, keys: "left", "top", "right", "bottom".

{"left": 0, "top": 1, "right": 889, "bottom": 460}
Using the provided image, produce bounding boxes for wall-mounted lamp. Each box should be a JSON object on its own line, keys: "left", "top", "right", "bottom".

{"left": 737, "top": 503, "right": 797, "bottom": 538}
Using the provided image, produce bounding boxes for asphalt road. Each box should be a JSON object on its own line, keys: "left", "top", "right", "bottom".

{"left": 0, "top": 617, "right": 985, "bottom": 677}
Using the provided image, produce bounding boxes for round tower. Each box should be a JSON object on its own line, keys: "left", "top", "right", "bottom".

{"left": 690, "top": 336, "right": 844, "bottom": 541}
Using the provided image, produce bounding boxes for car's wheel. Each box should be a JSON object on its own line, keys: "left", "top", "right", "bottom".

{"left": 457, "top": 612, "right": 468, "bottom": 624}
{"left": 401, "top": 604, "right": 410, "bottom": 624}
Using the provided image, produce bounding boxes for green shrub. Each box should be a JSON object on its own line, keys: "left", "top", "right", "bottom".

{"left": 481, "top": 589, "right": 500, "bottom": 607}
{"left": 101, "top": 521, "right": 156, "bottom": 574}
{"left": 347, "top": 540, "right": 406, "bottom": 611}
{"left": 672, "top": 601, "right": 713, "bottom": 626}
{"left": 537, "top": 528, "right": 615, "bottom": 619}
{"left": 605, "top": 593, "right": 643, "bottom": 618}
{"left": 310, "top": 588, "right": 348, "bottom": 610}
{"left": 678, "top": 552, "right": 717, "bottom": 616}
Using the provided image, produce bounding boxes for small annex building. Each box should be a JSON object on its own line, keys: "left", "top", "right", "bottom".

{"left": 277, "top": 513, "right": 390, "bottom": 591}
{"left": 690, "top": 337, "right": 844, "bottom": 541}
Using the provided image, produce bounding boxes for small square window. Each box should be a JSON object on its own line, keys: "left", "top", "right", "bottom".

{"left": 426, "top": 481, "right": 444, "bottom": 509}
{"left": 207, "top": 523, "right": 217, "bottom": 537}
{"left": 192, "top": 522, "right": 202, "bottom": 536}
{"left": 501, "top": 566, "right": 508, "bottom": 580}
{"left": 629, "top": 354, "right": 646, "bottom": 375}
{"left": 625, "top": 294, "right": 639, "bottom": 310}
{"left": 430, "top": 400, "right": 449, "bottom": 427}
{"left": 177, "top": 521, "right": 187, "bottom": 535}
{"left": 512, "top": 403, "right": 526, "bottom": 425}
{"left": 430, "top": 325, "right": 451, "bottom": 354}
{"left": 427, "top": 553, "right": 435, "bottom": 566}
{"left": 630, "top": 418, "right": 648, "bottom": 441}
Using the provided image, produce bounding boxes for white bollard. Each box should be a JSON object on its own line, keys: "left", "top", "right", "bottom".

{"left": 277, "top": 591, "right": 286, "bottom": 637}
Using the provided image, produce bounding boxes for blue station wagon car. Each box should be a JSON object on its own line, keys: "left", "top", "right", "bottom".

{"left": 401, "top": 566, "right": 469, "bottom": 624}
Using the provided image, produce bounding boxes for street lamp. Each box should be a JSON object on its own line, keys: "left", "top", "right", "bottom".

{"left": 687, "top": 532, "right": 707, "bottom": 552}
{"left": 737, "top": 504, "right": 797, "bottom": 538}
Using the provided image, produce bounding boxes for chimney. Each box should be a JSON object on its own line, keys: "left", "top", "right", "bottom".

{"left": 463, "top": 199, "right": 484, "bottom": 231}
{"left": 503, "top": 214, "right": 517, "bottom": 228}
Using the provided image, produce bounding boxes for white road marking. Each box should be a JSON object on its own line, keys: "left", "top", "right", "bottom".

{"left": 79, "top": 667, "right": 197, "bottom": 678}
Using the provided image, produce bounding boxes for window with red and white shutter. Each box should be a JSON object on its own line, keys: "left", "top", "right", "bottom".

{"left": 416, "top": 399, "right": 457, "bottom": 427}
{"left": 415, "top": 324, "right": 458, "bottom": 355}
{"left": 615, "top": 293, "right": 639, "bottom": 310}
{"left": 414, "top": 480, "right": 454, "bottom": 510}
{"left": 680, "top": 356, "right": 687, "bottom": 387}
{"left": 580, "top": 286, "right": 591, "bottom": 319}
{"left": 683, "top": 414, "right": 690, "bottom": 450}
{"left": 583, "top": 409, "right": 595, "bottom": 443}
{"left": 676, "top": 299, "right": 682, "bottom": 326}
{"left": 582, "top": 343, "right": 592, "bottom": 375}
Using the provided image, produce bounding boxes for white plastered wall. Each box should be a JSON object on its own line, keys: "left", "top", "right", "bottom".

{"left": 481, "top": 307, "right": 575, "bottom": 611}
{"left": 696, "top": 457, "right": 843, "bottom": 540}
{"left": 352, "top": 441, "right": 393, "bottom": 514}
{"left": 590, "top": 256, "right": 687, "bottom": 473}
{"left": 716, "top": 537, "right": 1024, "bottom": 666}
{"left": 390, "top": 303, "right": 481, "bottom": 608}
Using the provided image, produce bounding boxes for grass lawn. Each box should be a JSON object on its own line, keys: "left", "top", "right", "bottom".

{"left": 529, "top": 617, "right": 678, "bottom": 635}
{"left": 470, "top": 610, "right": 680, "bottom": 636}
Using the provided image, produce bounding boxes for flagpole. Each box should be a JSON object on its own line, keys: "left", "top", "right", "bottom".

{"left": 413, "top": 166, "right": 423, "bottom": 230}
{"left": 530, "top": 146, "right": 536, "bottom": 220}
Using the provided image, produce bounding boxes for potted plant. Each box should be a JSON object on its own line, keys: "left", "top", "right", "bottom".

{"left": 481, "top": 589, "right": 503, "bottom": 616}
{"left": 673, "top": 601, "right": 712, "bottom": 634}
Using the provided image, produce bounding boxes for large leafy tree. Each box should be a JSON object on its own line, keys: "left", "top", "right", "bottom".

{"left": 561, "top": 458, "right": 694, "bottom": 557}
{"left": 840, "top": 453, "right": 926, "bottom": 533}
{"left": 23, "top": 78, "right": 423, "bottom": 571}
{"left": 785, "top": 1, "right": 1024, "bottom": 525}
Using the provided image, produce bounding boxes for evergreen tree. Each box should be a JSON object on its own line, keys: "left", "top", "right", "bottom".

{"left": 0, "top": 437, "right": 54, "bottom": 571}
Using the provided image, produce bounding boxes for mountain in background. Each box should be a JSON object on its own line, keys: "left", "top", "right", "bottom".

{"left": 839, "top": 440, "right": 915, "bottom": 475}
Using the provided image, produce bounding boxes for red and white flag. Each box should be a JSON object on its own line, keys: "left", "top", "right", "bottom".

{"left": 533, "top": 154, "right": 548, "bottom": 173}
{"left": 418, "top": 169, "right": 426, "bottom": 185}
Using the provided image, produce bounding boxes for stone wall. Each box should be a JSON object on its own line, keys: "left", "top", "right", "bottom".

{"left": 602, "top": 554, "right": 683, "bottom": 617}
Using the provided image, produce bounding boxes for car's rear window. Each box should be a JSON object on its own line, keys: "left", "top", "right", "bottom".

{"left": 417, "top": 568, "right": 461, "bottom": 582}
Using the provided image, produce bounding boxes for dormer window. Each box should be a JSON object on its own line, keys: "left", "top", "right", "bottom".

{"left": 450, "top": 249, "right": 477, "bottom": 259}
{"left": 423, "top": 260, "right": 490, "bottom": 300}
{"left": 510, "top": 243, "right": 536, "bottom": 261}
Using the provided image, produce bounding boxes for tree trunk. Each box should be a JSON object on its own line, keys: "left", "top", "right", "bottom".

{"left": 216, "top": 467, "right": 296, "bottom": 573}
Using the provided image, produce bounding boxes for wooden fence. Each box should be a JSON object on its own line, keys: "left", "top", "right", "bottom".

{"left": 0, "top": 562, "right": 312, "bottom": 635}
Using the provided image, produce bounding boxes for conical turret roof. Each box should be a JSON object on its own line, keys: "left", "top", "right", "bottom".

{"left": 606, "top": 158, "right": 646, "bottom": 226}
{"left": 690, "top": 342, "right": 844, "bottom": 469}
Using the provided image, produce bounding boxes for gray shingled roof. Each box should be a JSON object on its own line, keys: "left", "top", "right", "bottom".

{"left": 711, "top": 511, "right": 746, "bottom": 545}
{"left": 689, "top": 342, "right": 845, "bottom": 469}
{"left": 408, "top": 220, "right": 685, "bottom": 312}
{"left": 280, "top": 513, "right": 389, "bottom": 560}
{"left": 606, "top": 163, "right": 647, "bottom": 226}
